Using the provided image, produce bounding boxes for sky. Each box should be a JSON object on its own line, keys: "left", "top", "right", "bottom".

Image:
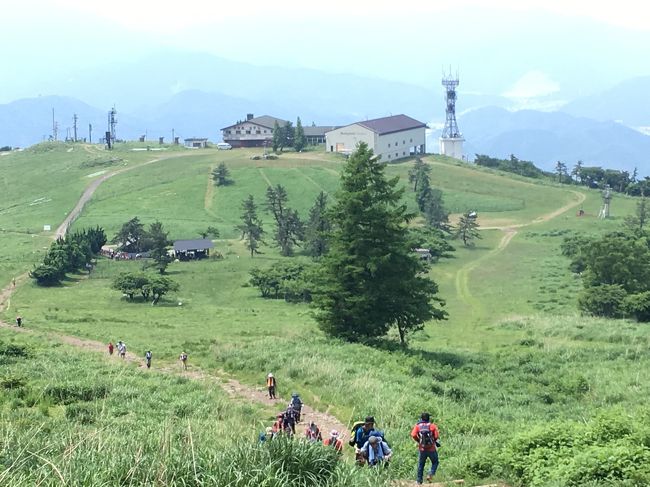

{"left": 2, "top": 0, "right": 650, "bottom": 104}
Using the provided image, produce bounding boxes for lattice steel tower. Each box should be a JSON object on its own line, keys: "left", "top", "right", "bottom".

{"left": 439, "top": 70, "right": 464, "bottom": 160}
{"left": 108, "top": 105, "right": 118, "bottom": 145}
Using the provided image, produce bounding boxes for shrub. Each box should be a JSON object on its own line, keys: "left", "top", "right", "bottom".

{"left": 624, "top": 291, "right": 650, "bottom": 322}
{"left": 578, "top": 284, "right": 627, "bottom": 318}
{"left": 45, "top": 383, "right": 109, "bottom": 404}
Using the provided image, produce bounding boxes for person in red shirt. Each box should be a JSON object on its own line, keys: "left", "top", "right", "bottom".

{"left": 323, "top": 430, "right": 343, "bottom": 452}
{"left": 108, "top": 342, "right": 114, "bottom": 355}
{"left": 410, "top": 412, "right": 440, "bottom": 484}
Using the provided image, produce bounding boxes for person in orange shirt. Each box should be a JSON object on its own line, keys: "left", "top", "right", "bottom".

{"left": 410, "top": 412, "right": 440, "bottom": 484}
{"left": 323, "top": 430, "right": 343, "bottom": 452}
{"left": 266, "top": 373, "right": 277, "bottom": 399}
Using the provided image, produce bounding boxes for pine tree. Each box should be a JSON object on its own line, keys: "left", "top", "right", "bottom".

{"left": 281, "top": 121, "right": 294, "bottom": 151}
{"left": 294, "top": 117, "right": 306, "bottom": 152}
{"left": 408, "top": 158, "right": 430, "bottom": 191}
{"left": 305, "top": 191, "right": 330, "bottom": 257}
{"left": 455, "top": 212, "right": 482, "bottom": 247}
{"left": 146, "top": 221, "right": 172, "bottom": 274}
{"left": 272, "top": 121, "right": 282, "bottom": 153}
{"left": 212, "top": 162, "right": 232, "bottom": 186}
{"left": 266, "top": 184, "right": 303, "bottom": 256}
{"left": 237, "top": 195, "right": 265, "bottom": 257}
{"left": 313, "top": 143, "right": 446, "bottom": 344}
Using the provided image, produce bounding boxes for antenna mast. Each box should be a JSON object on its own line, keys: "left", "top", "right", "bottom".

{"left": 73, "top": 113, "right": 78, "bottom": 142}
{"left": 107, "top": 105, "right": 118, "bottom": 147}
{"left": 439, "top": 68, "right": 464, "bottom": 160}
{"left": 599, "top": 185, "right": 612, "bottom": 219}
{"left": 51, "top": 108, "right": 58, "bottom": 141}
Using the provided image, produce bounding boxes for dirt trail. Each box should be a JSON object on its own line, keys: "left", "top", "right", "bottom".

{"left": 55, "top": 151, "right": 197, "bottom": 239}
{"left": 454, "top": 190, "right": 586, "bottom": 308}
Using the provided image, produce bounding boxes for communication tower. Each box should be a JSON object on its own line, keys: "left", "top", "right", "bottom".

{"left": 51, "top": 108, "right": 59, "bottom": 141}
{"left": 598, "top": 185, "right": 612, "bottom": 219}
{"left": 107, "top": 105, "right": 118, "bottom": 146}
{"left": 439, "top": 69, "right": 464, "bottom": 160}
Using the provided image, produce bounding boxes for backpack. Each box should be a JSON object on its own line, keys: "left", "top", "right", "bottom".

{"left": 418, "top": 423, "right": 434, "bottom": 447}
{"left": 348, "top": 421, "right": 365, "bottom": 447}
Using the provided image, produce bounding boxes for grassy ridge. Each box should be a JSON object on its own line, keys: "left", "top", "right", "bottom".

{"left": 3, "top": 144, "right": 649, "bottom": 485}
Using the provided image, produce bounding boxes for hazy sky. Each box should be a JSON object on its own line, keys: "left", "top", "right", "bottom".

{"left": 3, "top": 0, "right": 650, "bottom": 103}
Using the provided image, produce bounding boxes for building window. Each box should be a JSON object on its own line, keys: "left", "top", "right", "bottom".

{"left": 388, "top": 143, "right": 391, "bottom": 147}
{"left": 246, "top": 130, "right": 251, "bottom": 134}
{"left": 403, "top": 140, "right": 405, "bottom": 144}
{"left": 403, "top": 152, "right": 406, "bottom": 156}
{"left": 256, "top": 130, "right": 261, "bottom": 134}
{"left": 410, "top": 138, "right": 413, "bottom": 143}
{"left": 264, "top": 130, "right": 267, "bottom": 133}
{"left": 235, "top": 130, "right": 241, "bottom": 135}
{"left": 395, "top": 152, "right": 398, "bottom": 157}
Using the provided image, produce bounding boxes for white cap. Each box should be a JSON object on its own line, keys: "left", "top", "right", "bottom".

{"left": 330, "top": 430, "right": 339, "bottom": 437}
{"left": 268, "top": 373, "right": 273, "bottom": 378}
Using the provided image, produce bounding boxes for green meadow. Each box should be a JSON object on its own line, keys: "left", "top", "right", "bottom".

{"left": 2, "top": 142, "right": 649, "bottom": 485}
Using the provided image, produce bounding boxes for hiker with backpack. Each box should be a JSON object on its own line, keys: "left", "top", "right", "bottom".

{"left": 323, "top": 430, "right": 343, "bottom": 452}
{"left": 15, "top": 316, "right": 22, "bottom": 327}
{"left": 179, "top": 351, "right": 188, "bottom": 370}
{"left": 267, "top": 373, "right": 276, "bottom": 399}
{"left": 353, "top": 416, "right": 379, "bottom": 465}
{"left": 305, "top": 421, "right": 322, "bottom": 442}
{"left": 410, "top": 412, "right": 440, "bottom": 484}
{"left": 117, "top": 341, "right": 127, "bottom": 359}
{"left": 283, "top": 405, "right": 297, "bottom": 435}
{"left": 145, "top": 350, "right": 152, "bottom": 369}
{"left": 360, "top": 435, "right": 392, "bottom": 467}
{"left": 290, "top": 393, "right": 303, "bottom": 422}
{"left": 108, "top": 342, "right": 114, "bottom": 355}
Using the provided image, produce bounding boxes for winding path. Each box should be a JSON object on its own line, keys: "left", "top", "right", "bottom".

{"left": 454, "top": 189, "right": 587, "bottom": 308}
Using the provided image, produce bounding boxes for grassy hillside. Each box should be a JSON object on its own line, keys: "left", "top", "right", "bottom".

{"left": 2, "top": 143, "right": 648, "bottom": 485}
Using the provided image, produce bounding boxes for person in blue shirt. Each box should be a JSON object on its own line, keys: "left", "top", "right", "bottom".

{"left": 355, "top": 416, "right": 377, "bottom": 448}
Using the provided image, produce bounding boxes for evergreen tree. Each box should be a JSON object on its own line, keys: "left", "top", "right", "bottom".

{"left": 305, "top": 191, "right": 331, "bottom": 257}
{"left": 281, "top": 121, "right": 294, "bottom": 151}
{"left": 212, "top": 162, "right": 232, "bottom": 186}
{"left": 571, "top": 160, "right": 583, "bottom": 184}
{"left": 113, "top": 217, "right": 146, "bottom": 252}
{"left": 236, "top": 195, "right": 265, "bottom": 257}
{"left": 146, "top": 221, "right": 172, "bottom": 274}
{"left": 624, "top": 197, "right": 649, "bottom": 234}
{"left": 313, "top": 143, "right": 446, "bottom": 344}
{"left": 272, "top": 121, "right": 282, "bottom": 152}
{"left": 455, "top": 212, "right": 482, "bottom": 246}
{"left": 294, "top": 117, "right": 306, "bottom": 152}
{"left": 555, "top": 161, "right": 568, "bottom": 184}
{"left": 266, "top": 184, "right": 303, "bottom": 256}
{"left": 423, "top": 188, "right": 450, "bottom": 231}
{"left": 408, "top": 157, "right": 430, "bottom": 191}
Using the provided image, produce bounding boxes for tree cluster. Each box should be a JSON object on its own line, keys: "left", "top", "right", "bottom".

{"left": 30, "top": 227, "right": 106, "bottom": 286}
{"left": 266, "top": 185, "right": 304, "bottom": 256}
{"left": 112, "top": 272, "right": 179, "bottom": 305}
{"left": 113, "top": 217, "right": 170, "bottom": 254}
{"left": 312, "top": 143, "right": 447, "bottom": 345}
{"left": 249, "top": 260, "right": 315, "bottom": 302}
{"left": 563, "top": 199, "right": 650, "bottom": 321}
{"left": 272, "top": 118, "right": 306, "bottom": 152}
{"left": 475, "top": 154, "right": 545, "bottom": 179}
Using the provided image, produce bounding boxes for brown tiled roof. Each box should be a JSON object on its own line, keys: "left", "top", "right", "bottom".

{"left": 356, "top": 114, "right": 427, "bottom": 135}
{"left": 221, "top": 115, "right": 288, "bottom": 130}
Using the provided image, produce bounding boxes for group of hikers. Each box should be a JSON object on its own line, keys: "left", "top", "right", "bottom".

{"left": 107, "top": 341, "right": 188, "bottom": 370}
{"left": 261, "top": 373, "right": 441, "bottom": 484}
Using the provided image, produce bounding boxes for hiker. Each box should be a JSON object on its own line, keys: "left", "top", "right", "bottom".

{"left": 411, "top": 412, "right": 440, "bottom": 485}
{"left": 360, "top": 435, "right": 392, "bottom": 467}
{"left": 120, "top": 342, "right": 127, "bottom": 359}
{"left": 108, "top": 342, "right": 114, "bottom": 355}
{"left": 12, "top": 278, "right": 16, "bottom": 288}
{"left": 259, "top": 426, "right": 275, "bottom": 443}
{"left": 179, "top": 351, "right": 188, "bottom": 370}
{"left": 323, "top": 430, "right": 343, "bottom": 452}
{"left": 354, "top": 416, "right": 378, "bottom": 464}
{"left": 272, "top": 413, "right": 284, "bottom": 434}
{"left": 267, "top": 373, "right": 276, "bottom": 399}
{"left": 283, "top": 405, "right": 296, "bottom": 435}
{"left": 15, "top": 316, "right": 22, "bottom": 327}
{"left": 145, "top": 350, "right": 152, "bottom": 369}
{"left": 305, "top": 421, "right": 322, "bottom": 442}
{"left": 290, "top": 393, "right": 303, "bottom": 422}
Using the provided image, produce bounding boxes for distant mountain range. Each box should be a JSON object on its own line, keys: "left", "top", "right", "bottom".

{"left": 430, "top": 107, "right": 650, "bottom": 172}
{"left": 1, "top": 52, "right": 649, "bottom": 173}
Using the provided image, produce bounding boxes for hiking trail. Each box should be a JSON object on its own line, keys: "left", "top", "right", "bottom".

{"left": 454, "top": 190, "right": 586, "bottom": 309}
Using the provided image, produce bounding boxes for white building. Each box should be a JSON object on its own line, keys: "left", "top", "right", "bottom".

{"left": 325, "top": 115, "right": 426, "bottom": 162}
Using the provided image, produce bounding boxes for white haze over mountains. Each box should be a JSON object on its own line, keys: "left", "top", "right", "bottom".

{"left": 2, "top": 0, "right": 650, "bottom": 172}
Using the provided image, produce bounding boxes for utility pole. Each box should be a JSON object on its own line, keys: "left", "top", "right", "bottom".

{"left": 88, "top": 123, "right": 92, "bottom": 143}
{"left": 73, "top": 113, "right": 78, "bottom": 142}
{"left": 52, "top": 108, "right": 58, "bottom": 141}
